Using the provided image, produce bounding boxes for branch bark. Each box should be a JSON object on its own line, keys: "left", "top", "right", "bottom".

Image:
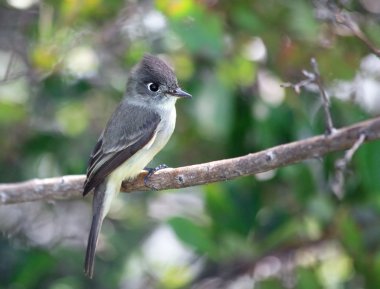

{"left": 1, "top": 116, "right": 380, "bottom": 205}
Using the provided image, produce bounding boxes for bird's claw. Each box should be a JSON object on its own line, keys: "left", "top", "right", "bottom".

{"left": 144, "top": 164, "right": 169, "bottom": 190}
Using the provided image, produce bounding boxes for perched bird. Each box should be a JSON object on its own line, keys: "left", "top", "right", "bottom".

{"left": 83, "top": 54, "right": 191, "bottom": 278}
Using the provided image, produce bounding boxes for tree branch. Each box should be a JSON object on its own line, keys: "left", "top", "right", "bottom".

{"left": 331, "top": 132, "right": 366, "bottom": 199}
{"left": 1, "top": 116, "right": 380, "bottom": 205}
{"left": 335, "top": 11, "right": 380, "bottom": 58}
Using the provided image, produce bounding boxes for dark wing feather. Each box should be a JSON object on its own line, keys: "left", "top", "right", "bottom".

{"left": 83, "top": 102, "right": 161, "bottom": 196}
{"left": 86, "top": 136, "right": 103, "bottom": 173}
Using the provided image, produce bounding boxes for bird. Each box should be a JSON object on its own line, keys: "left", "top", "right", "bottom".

{"left": 82, "top": 54, "right": 191, "bottom": 278}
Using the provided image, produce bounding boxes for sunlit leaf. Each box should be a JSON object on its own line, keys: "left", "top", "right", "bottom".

{"left": 160, "top": 265, "right": 192, "bottom": 289}
{"left": 156, "top": 0, "right": 194, "bottom": 18}
{"left": 0, "top": 101, "right": 26, "bottom": 123}
{"left": 317, "top": 251, "right": 353, "bottom": 289}
{"left": 56, "top": 101, "right": 89, "bottom": 136}
{"left": 31, "top": 45, "right": 59, "bottom": 72}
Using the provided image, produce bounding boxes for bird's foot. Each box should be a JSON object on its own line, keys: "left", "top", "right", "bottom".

{"left": 144, "top": 164, "right": 169, "bottom": 190}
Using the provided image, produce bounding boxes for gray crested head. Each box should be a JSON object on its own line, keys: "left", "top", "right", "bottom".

{"left": 125, "top": 54, "right": 191, "bottom": 104}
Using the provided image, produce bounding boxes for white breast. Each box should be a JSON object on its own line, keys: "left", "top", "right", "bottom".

{"left": 108, "top": 105, "right": 177, "bottom": 186}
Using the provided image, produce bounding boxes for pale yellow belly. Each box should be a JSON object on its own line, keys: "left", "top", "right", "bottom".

{"left": 108, "top": 142, "right": 162, "bottom": 186}
{"left": 108, "top": 108, "right": 176, "bottom": 186}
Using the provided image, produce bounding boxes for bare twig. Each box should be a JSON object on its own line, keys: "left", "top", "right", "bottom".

{"left": 282, "top": 58, "right": 335, "bottom": 134}
{"left": 3, "top": 50, "right": 15, "bottom": 81}
{"left": 1, "top": 116, "right": 380, "bottom": 205}
{"left": 335, "top": 11, "right": 380, "bottom": 58}
{"left": 331, "top": 133, "right": 366, "bottom": 199}
{"left": 194, "top": 229, "right": 336, "bottom": 285}
{"left": 314, "top": 3, "right": 380, "bottom": 58}
{"left": 281, "top": 70, "right": 315, "bottom": 94}
{"left": 310, "top": 58, "right": 335, "bottom": 135}
{"left": 0, "top": 50, "right": 26, "bottom": 85}
{"left": 0, "top": 71, "right": 28, "bottom": 84}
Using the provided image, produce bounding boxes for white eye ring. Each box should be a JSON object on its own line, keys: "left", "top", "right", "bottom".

{"left": 147, "top": 82, "right": 159, "bottom": 92}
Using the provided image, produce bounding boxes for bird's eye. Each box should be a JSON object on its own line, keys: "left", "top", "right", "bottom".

{"left": 147, "top": 82, "right": 159, "bottom": 92}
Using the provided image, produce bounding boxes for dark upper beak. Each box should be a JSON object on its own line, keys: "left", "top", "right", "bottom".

{"left": 169, "top": 87, "right": 192, "bottom": 98}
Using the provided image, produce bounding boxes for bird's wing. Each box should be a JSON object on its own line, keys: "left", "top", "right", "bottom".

{"left": 83, "top": 102, "right": 161, "bottom": 196}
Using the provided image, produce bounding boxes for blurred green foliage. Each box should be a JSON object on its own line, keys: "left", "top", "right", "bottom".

{"left": 1, "top": 0, "right": 380, "bottom": 288}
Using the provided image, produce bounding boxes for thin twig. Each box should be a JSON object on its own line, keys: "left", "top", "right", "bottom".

{"left": 0, "top": 71, "right": 28, "bottom": 84}
{"left": 310, "top": 58, "right": 335, "bottom": 135}
{"left": 335, "top": 11, "right": 380, "bottom": 58}
{"left": 0, "top": 49, "right": 29, "bottom": 84}
{"left": 282, "top": 58, "right": 335, "bottom": 134}
{"left": 281, "top": 72, "right": 315, "bottom": 94}
{"left": 331, "top": 133, "right": 366, "bottom": 199}
{"left": 0, "top": 116, "right": 379, "bottom": 205}
{"left": 3, "top": 50, "right": 15, "bottom": 81}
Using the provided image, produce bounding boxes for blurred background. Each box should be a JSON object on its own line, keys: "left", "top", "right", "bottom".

{"left": 0, "top": 0, "right": 380, "bottom": 288}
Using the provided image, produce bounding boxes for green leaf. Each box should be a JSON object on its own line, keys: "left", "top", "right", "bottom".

{"left": 167, "top": 217, "right": 216, "bottom": 257}
{"left": 56, "top": 101, "right": 89, "bottom": 136}
{"left": 165, "top": 5, "right": 223, "bottom": 58}
{"left": 258, "top": 278, "right": 283, "bottom": 289}
{"left": 338, "top": 209, "right": 364, "bottom": 255}
{"left": 12, "top": 250, "right": 55, "bottom": 288}
{"left": 296, "top": 267, "right": 322, "bottom": 289}
{"left": 355, "top": 141, "right": 380, "bottom": 194}
{"left": 231, "top": 6, "right": 264, "bottom": 33}
{"left": 193, "top": 75, "right": 233, "bottom": 139}
{"left": 0, "top": 101, "right": 26, "bottom": 124}
{"left": 205, "top": 182, "right": 255, "bottom": 236}
{"left": 287, "top": 0, "right": 319, "bottom": 42}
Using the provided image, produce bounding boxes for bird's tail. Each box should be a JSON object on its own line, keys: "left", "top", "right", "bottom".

{"left": 84, "top": 208, "right": 103, "bottom": 278}
{"left": 84, "top": 182, "right": 108, "bottom": 278}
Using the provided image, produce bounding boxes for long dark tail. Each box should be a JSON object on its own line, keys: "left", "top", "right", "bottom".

{"left": 84, "top": 182, "right": 106, "bottom": 278}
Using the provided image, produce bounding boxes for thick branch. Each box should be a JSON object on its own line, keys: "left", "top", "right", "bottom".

{"left": 1, "top": 116, "right": 380, "bottom": 205}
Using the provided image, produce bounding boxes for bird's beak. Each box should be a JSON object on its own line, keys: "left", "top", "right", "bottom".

{"left": 169, "top": 87, "right": 192, "bottom": 98}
